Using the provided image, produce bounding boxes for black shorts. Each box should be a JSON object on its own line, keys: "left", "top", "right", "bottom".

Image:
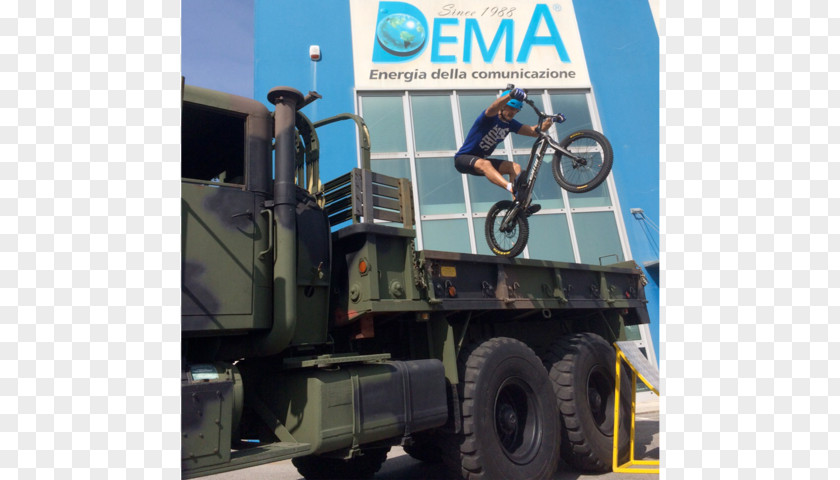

{"left": 454, "top": 154, "right": 506, "bottom": 176}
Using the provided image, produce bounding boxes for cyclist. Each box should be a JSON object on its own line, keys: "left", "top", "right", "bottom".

{"left": 454, "top": 87, "right": 564, "bottom": 216}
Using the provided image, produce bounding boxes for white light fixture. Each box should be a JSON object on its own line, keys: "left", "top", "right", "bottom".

{"left": 309, "top": 45, "right": 321, "bottom": 61}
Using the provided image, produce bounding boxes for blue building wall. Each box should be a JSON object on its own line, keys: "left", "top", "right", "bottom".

{"left": 254, "top": 0, "right": 359, "bottom": 183}
{"left": 252, "top": 0, "right": 659, "bottom": 363}
{"left": 573, "top": 0, "right": 659, "bottom": 362}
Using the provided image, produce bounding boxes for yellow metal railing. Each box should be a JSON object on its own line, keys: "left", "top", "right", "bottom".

{"left": 613, "top": 341, "right": 660, "bottom": 474}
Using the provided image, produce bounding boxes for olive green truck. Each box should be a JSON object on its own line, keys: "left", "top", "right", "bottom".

{"left": 181, "top": 84, "right": 650, "bottom": 479}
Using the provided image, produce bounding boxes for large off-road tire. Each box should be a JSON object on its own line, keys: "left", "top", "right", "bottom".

{"left": 291, "top": 447, "right": 390, "bottom": 479}
{"left": 542, "top": 333, "right": 632, "bottom": 472}
{"left": 444, "top": 337, "right": 560, "bottom": 480}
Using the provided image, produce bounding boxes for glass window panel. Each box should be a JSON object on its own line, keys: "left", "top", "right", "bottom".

{"left": 182, "top": 102, "right": 246, "bottom": 183}
{"left": 422, "top": 219, "right": 471, "bottom": 253}
{"left": 568, "top": 181, "right": 612, "bottom": 208}
{"left": 371, "top": 158, "right": 410, "bottom": 182}
{"left": 510, "top": 94, "right": 545, "bottom": 149}
{"left": 361, "top": 96, "right": 406, "bottom": 153}
{"left": 457, "top": 93, "right": 497, "bottom": 139}
{"left": 467, "top": 169, "right": 516, "bottom": 214}
{"left": 513, "top": 154, "right": 564, "bottom": 210}
{"left": 411, "top": 95, "right": 456, "bottom": 151}
{"left": 472, "top": 217, "right": 493, "bottom": 256}
{"left": 550, "top": 93, "right": 593, "bottom": 138}
{"left": 416, "top": 157, "right": 466, "bottom": 215}
{"left": 526, "top": 214, "right": 575, "bottom": 262}
{"left": 572, "top": 211, "right": 625, "bottom": 265}
{"left": 624, "top": 325, "right": 642, "bottom": 341}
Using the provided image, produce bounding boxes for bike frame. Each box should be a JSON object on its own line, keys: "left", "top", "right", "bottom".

{"left": 518, "top": 130, "right": 568, "bottom": 206}
{"left": 500, "top": 102, "right": 571, "bottom": 232}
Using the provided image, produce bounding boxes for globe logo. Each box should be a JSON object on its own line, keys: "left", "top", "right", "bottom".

{"left": 376, "top": 13, "right": 426, "bottom": 57}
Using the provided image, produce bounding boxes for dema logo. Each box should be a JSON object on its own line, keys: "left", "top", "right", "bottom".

{"left": 373, "top": 2, "right": 429, "bottom": 63}
{"left": 372, "top": 2, "right": 571, "bottom": 65}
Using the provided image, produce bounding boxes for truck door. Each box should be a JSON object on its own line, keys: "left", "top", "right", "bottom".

{"left": 181, "top": 100, "right": 271, "bottom": 334}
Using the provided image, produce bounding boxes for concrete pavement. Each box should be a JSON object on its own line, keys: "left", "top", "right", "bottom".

{"left": 200, "top": 394, "right": 659, "bottom": 480}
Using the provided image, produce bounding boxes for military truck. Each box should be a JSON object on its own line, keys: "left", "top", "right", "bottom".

{"left": 181, "top": 83, "right": 650, "bottom": 479}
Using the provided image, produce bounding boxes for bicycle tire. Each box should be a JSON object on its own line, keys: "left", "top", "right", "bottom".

{"left": 485, "top": 200, "right": 529, "bottom": 258}
{"left": 552, "top": 129, "right": 613, "bottom": 193}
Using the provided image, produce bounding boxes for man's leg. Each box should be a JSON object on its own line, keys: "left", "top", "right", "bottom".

{"left": 498, "top": 160, "right": 521, "bottom": 188}
{"left": 473, "top": 158, "right": 521, "bottom": 190}
{"left": 483, "top": 159, "right": 540, "bottom": 215}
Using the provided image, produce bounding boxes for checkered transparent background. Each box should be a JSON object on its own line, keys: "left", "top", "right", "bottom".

{"left": 2, "top": 1, "right": 181, "bottom": 478}
{"left": 661, "top": 1, "right": 838, "bottom": 479}
{"left": 2, "top": 0, "right": 838, "bottom": 478}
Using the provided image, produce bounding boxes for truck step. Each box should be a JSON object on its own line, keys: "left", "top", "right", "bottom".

{"left": 182, "top": 442, "right": 311, "bottom": 479}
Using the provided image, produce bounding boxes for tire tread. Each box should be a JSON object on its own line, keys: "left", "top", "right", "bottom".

{"left": 541, "top": 333, "right": 630, "bottom": 472}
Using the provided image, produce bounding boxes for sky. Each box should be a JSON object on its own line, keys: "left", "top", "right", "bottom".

{"left": 181, "top": 0, "right": 254, "bottom": 98}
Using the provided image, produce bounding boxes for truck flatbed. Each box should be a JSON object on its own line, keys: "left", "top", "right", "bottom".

{"left": 330, "top": 222, "right": 649, "bottom": 327}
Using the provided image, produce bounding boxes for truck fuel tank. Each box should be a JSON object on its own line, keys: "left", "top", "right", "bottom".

{"left": 256, "top": 359, "right": 448, "bottom": 455}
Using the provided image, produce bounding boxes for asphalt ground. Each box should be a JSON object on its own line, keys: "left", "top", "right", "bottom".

{"left": 200, "top": 396, "right": 659, "bottom": 480}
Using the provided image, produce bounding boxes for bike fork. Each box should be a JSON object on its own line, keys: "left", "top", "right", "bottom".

{"left": 500, "top": 203, "right": 522, "bottom": 233}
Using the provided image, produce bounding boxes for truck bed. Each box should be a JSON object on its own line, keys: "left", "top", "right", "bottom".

{"left": 330, "top": 222, "right": 649, "bottom": 326}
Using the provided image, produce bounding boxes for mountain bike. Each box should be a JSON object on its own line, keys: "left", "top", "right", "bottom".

{"left": 485, "top": 95, "right": 613, "bottom": 258}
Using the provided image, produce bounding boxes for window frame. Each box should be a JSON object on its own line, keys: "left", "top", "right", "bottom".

{"left": 356, "top": 88, "right": 631, "bottom": 264}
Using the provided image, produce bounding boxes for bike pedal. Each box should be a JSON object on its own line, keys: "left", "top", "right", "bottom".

{"left": 525, "top": 204, "right": 542, "bottom": 217}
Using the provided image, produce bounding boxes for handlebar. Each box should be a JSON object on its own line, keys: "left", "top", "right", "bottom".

{"left": 505, "top": 84, "right": 562, "bottom": 123}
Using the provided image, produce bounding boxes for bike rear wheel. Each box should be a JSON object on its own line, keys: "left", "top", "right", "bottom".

{"left": 552, "top": 129, "right": 613, "bottom": 193}
{"left": 485, "top": 200, "right": 529, "bottom": 258}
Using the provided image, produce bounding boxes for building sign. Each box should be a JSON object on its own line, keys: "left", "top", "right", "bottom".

{"left": 350, "top": 0, "right": 590, "bottom": 90}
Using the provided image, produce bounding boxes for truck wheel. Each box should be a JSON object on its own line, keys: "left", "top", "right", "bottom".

{"left": 291, "top": 447, "right": 390, "bottom": 479}
{"left": 404, "top": 432, "right": 443, "bottom": 463}
{"left": 444, "top": 337, "right": 560, "bottom": 480}
{"left": 542, "top": 333, "right": 632, "bottom": 472}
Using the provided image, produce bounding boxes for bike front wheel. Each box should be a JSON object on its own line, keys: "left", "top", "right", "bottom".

{"left": 485, "top": 200, "right": 529, "bottom": 258}
{"left": 552, "top": 129, "right": 613, "bottom": 193}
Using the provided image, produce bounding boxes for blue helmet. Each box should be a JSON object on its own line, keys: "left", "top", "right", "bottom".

{"left": 500, "top": 90, "right": 522, "bottom": 110}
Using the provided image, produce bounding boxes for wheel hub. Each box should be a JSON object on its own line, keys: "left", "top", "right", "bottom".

{"left": 586, "top": 368, "right": 612, "bottom": 430}
{"left": 497, "top": 403, "right": 518, "bottom": 436}
{"left": 492, "top": 378, "right": 544, "bottom": 466}
{"left": 589, "top": 387, "right": 603, "bottom": 412}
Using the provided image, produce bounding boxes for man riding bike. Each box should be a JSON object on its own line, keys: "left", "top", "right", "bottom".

{"left": 453, "top": 87, "right": 564, "bottom": 216}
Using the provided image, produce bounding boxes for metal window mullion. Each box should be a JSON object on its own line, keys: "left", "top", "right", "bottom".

{"left": 415, "top": 151, "right": 458, "bottom": 158}
{"left": 566, "top": 208, "right": 582, "bottom": 263}
{"left": 638, "top": 324, "right": 658, "bottom": 368}
{"left": 568, "top": 205, "right": 615, "bottom": 214}
{"left": 370, "top": 152, "right": 410, "bottom": 159}
{"left": 604, "top": 174, "right": 633, "bottom": 261}
{"left": 586, "top": 90, "right": 602, "bottom": 131}
{"left": 540, "top": 89, "right": 561, "bottom": 146}
{"left": 403, "top": 91, "right": 423, "bottom": 250}
{"left": 450, "top": 90, "right": 479, "bottom": 254}
{"left": 419, "top": 213, "right": 471, "bottom": 221}
{"left": 506, "top": 144, "right": 526, "bottom": 258}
